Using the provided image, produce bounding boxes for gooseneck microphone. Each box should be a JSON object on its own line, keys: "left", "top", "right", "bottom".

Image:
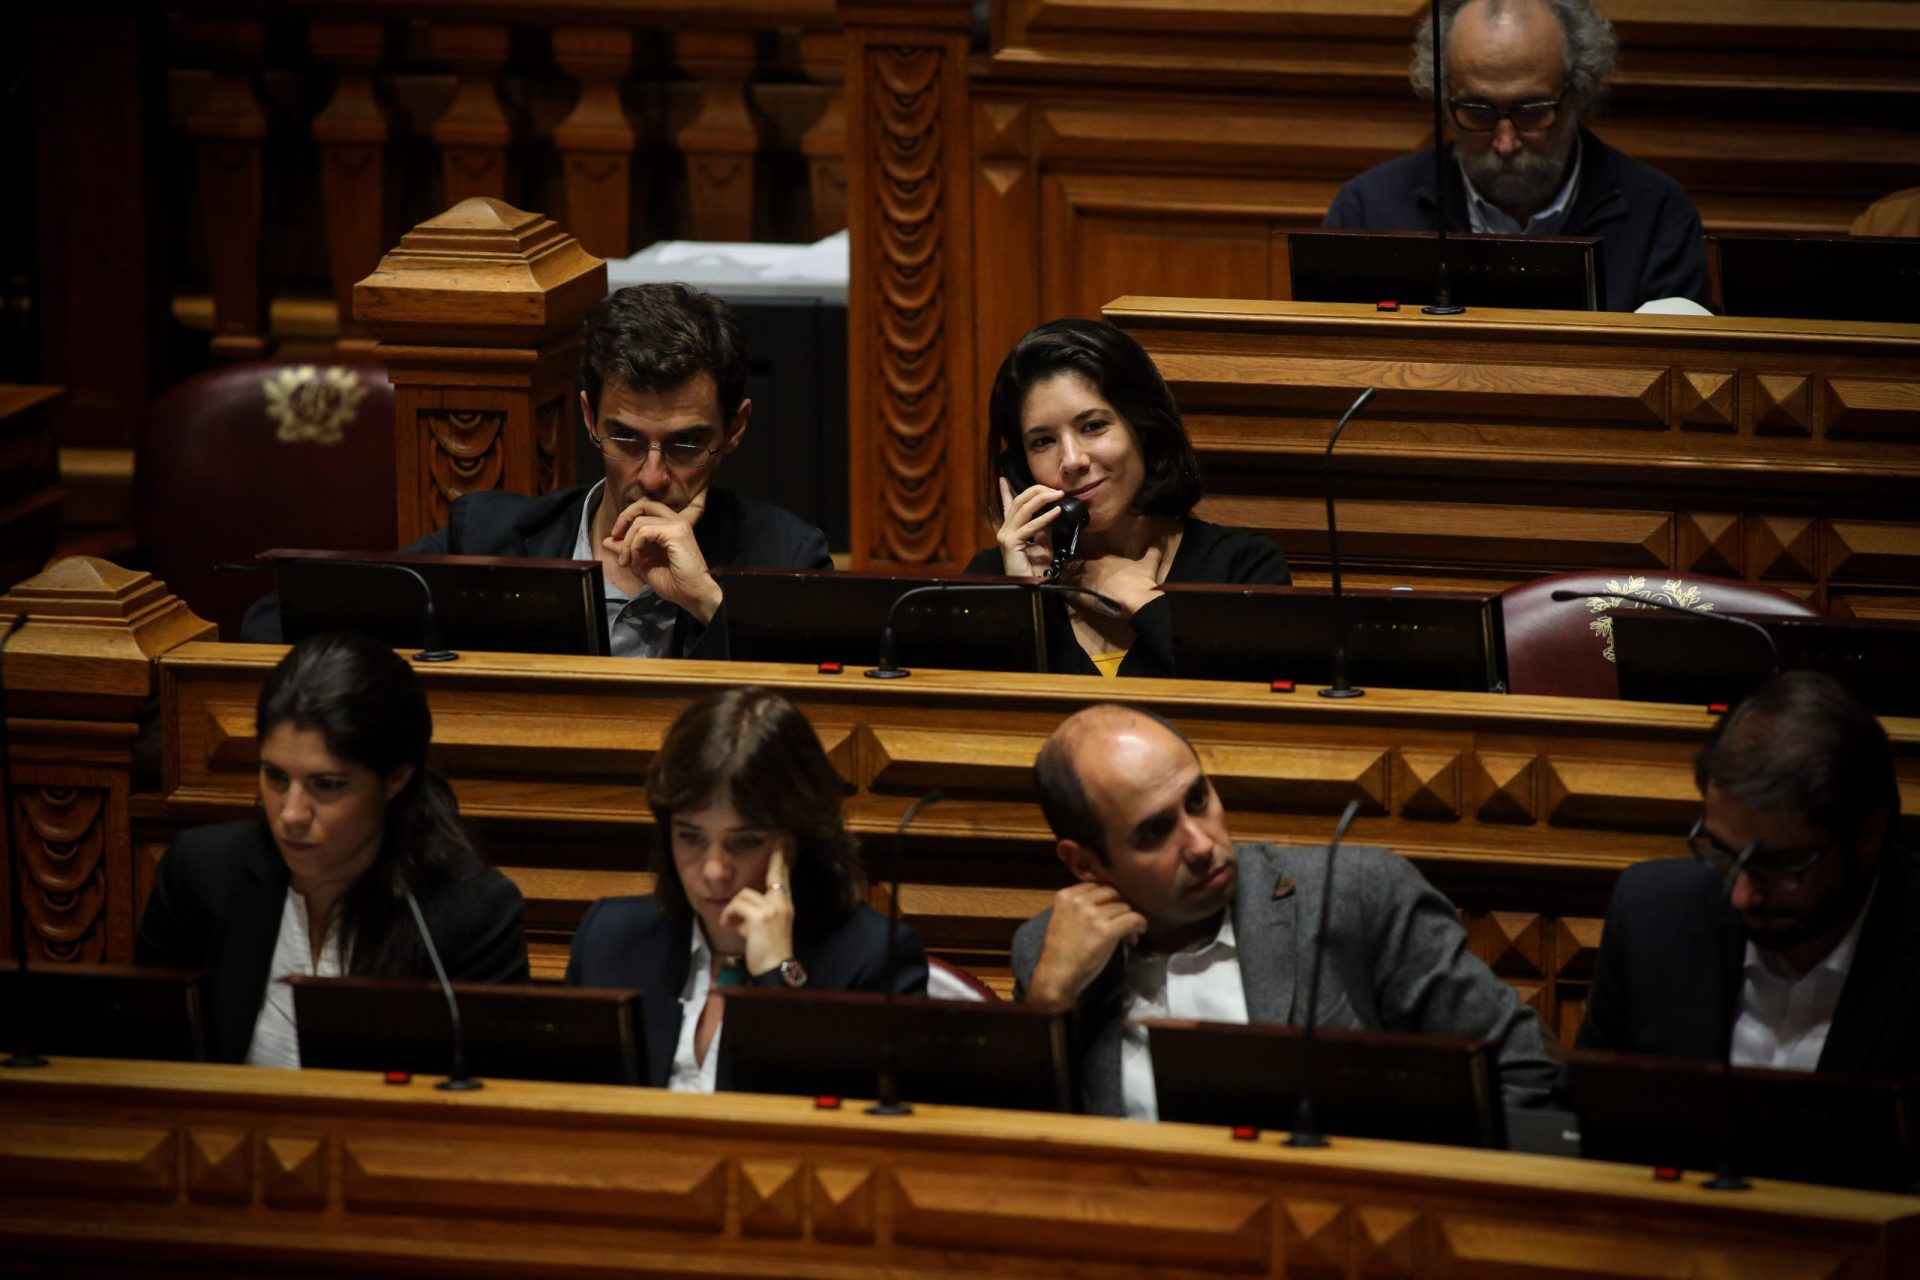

{"left": 1043, "top": 496, "right": 1089, "bottom": 580}
{"left": 1286, "top": 797, "right": 1363, "bottom": 1148}
{"left": 1547, "top": 589, "right": 1782, "bottom": 674}
{"left": 864, "top": 581, "right": 1124, "bottom": 679}
{"left": 402, "top": 883, "right": 481, "bottom": 1091}
{"left": 1320, "top": 387, "right": 1377, "bottom": 700}
{"left": 871, "top": 788, "right": 943, "bottom": 1117}
{"left": 1, "top": 613, "right": 48, "bottom": 1070}
{"left": 363, "top": 564, "right": 457, "bottom": 664}
{"left": 1423, "top": 0, "right": 1465, "bottom": 316}
{"left": 1705, "top": 840, "right": 1759, "bottom": 1192}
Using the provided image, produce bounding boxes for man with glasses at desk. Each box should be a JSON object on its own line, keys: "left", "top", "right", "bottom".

{"left": 1579, "top": 670, "right": 1920, "bottom": 1076}
{"left": 1323, "top": 0, "right": 1710, "bottom": 312}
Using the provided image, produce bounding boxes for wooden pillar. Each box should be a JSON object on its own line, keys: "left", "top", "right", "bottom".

{"left": 429, "top": 23, "right": 514, "bottom": 206}
{"left": 0, "top": 387, "right": 66, "bottom": 593}
{"left": 354, "top": 199, "right": 606, "bottom": 546}
{"left": 798, "top": 32, "right": 849, "bottom": 238}
{"left": 182, "top": 18, "right": 271, "bottom": 359}
{"left": 310, "top": 19, "right": 399, "bottom": 356}
{"left": 673, "top": 30, "right": 770, "bottom": 242}
{"left": 840, "top": 0, "right": 977, "bottom": 570}
{"left": 552, "top": 27, "right": 640, "bottom": 261}
{"left": 0, "top": 559, "right": 214, "bottom": 964}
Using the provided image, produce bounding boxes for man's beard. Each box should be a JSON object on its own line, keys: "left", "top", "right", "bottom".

{"left": 1458, "top": 128, "right": 1576, "bottom": 216}
{"left": 1741, "top": 857, "right": 1873, "bottom": 957}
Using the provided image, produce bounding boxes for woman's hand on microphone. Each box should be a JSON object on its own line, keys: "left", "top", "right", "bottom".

{"left": 722, "top": 845, "right": 797, "bottom": 979}
{"left": 995, "top": 476, "right": 1064, "bottom": 578}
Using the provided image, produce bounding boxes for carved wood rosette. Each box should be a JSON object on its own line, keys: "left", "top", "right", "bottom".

{"left": 181, "top": 18, "right": 270, "bottom": 360}
{"left": 310, "top": 20, "right": 399, "bottom": 354}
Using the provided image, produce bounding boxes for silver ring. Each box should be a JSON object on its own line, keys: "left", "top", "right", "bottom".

{"left": 770, "top": 883, "right": 789, "bottom": 894}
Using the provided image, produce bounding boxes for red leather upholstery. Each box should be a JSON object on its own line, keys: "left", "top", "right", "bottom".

{"left": 130, "top": 361, "right": 396, "bottom": 638}
{"left": 1499, "top": 571, "right": 1819, "bottom": 699}
{"left": 927, "top": 955, "right": 1000, "bottom": 1002}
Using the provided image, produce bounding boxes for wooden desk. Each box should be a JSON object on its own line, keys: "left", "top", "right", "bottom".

{"left": 1, "top": 1057, "right": 1914, "bottom": 1279}
{"left": 151, "top": 642, "right": 1920, "bottom": 1037}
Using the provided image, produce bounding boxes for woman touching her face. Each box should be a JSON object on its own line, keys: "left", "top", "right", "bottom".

{"left": 967, "top": 319, "right": 1292, "bottom": 678}
{"left": 566, "top": 686, "right": 929, "bottom": 1092}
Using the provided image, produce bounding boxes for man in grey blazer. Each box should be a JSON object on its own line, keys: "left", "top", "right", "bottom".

{"left": 1012, "top": 704, "right": 1556, "bottom": 1119}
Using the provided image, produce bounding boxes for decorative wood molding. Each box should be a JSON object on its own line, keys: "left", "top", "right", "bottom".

{"left": 428, "top": 23, "right": 515, "bottom": 206}
{"left": 552, "top": 26, "right": 639, "bottom": 260}
{"left": 672, "top": 29, "right": 771, "bottom": 241}
{"left": 798, "top": 31, "right": 849, "bottom": 237}
{"left": 181, "top": 18, "right": 270, "bottom": 360}
{"left": 310, "top": 19, "right": 399, "bottom": 354}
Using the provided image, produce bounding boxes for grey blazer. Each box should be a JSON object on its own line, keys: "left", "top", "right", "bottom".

{"left": 1011, "top": 842, "right": 1557, "bottom": 1117}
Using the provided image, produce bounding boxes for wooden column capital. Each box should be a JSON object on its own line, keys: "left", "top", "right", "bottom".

{"left": 674, "top": 29, "right": 772, "bottom": 241}
{"left": 552, "top": 26, "right": 641, "bottom": 260}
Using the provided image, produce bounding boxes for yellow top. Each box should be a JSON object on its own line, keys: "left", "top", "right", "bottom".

{"left": 1091, "top": 651, "right": 1127, "bottom": 677}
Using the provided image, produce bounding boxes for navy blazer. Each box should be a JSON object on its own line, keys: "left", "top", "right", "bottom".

{"left": 1578, "top": 844, "right": 1920, "bottom": 1076}
{"left": 134, "top": 819, "right": 530, "bottom": 1063}
{"left": 564, "top": 893, "right": 929, "bottom": 1089}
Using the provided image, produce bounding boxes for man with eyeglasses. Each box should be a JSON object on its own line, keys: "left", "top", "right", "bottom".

{"left": 1578, "top": 671, "right": 1919, "bottom": 1077}
{"left": 1323, "top": 0, "right": 1710, "bottom": 312}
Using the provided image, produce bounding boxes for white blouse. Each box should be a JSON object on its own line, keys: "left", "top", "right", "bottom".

{"left": 244, "top": 886, "right": 345, "bottom": 1069}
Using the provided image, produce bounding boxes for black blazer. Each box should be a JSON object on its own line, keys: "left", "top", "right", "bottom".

{"left": 965, "top": 516, "right": 1291, "bottom": 677}
{"left": 242, "top": 484, "right": 833, "bottom": 656}
{"left": 134, "top": 819, "right": 530, "bottom": 1063}
{"left": 564, "top": 893, "right": 929, "bottom": 1089}
{"left": 1577, "top": 844, "right": 1920, "bottom": 1076}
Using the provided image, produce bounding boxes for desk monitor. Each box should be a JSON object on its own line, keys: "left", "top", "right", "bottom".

{"left": 266, "top": 548, "right": 610, "bottom": 657}
{"left": 1165, "top": 584, "right": 1501, "bottom": 691}
{"left": 1289, "top": 229, "right": 1605, "bottom": 312}
{"left": 1612, "top": 612, "right": 1920, "bottom": 717}
{"left": 291, "top": 977, "right": 643, "bottom": 1086}
{"left": 1568, "top": 1050, "right": 1917, "bottom": 1193}
{"left": 719, "top": 988, "right": 1075, "bottom": 1112}
{"left": 1714, "top": 232, "right": 1920, "bottom": 323}
{"left": 716, "top": 569, "right": 1047, "bottom": 672}
{"left": 0, "top": 963, "right": 208, "bottom": 1063}
{"left": 1147, "top": 1019, "right": 1505, "bottom": 1149}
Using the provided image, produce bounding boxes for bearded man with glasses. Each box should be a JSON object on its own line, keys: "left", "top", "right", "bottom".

{"left": 1323, "top": 0, "right": 1711, "bottom": 312}
{"left": 1578, "top": 671, "right": 1919, "bottom": 1077}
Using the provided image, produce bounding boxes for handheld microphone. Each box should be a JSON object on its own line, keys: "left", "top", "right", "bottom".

{"left": 864, "top": 580, "right": 1124, "bottom": 679}
{"left": 1043, "top": 496, "right": 1089, "bottom": 580}
{"left": 1547, "top": 589, "right": 1782, "bottom": 674}
{"left": 401, "top": 883, "right": 481, "bottom": 1091}
{"left": 870, "top": 787, "right": 944, "bottom": 1116}
{"left": 1285, "top": 797, "right": 1362, "bottom": 1148}
{"left": 1423, "top": 0, "right": 1465, "bottom": 316}
{"left": 1, "top": 613, "right": 47, "bottom": 1071}
{"left": 1320, "top": 387, "right": 1377, "bottom": 700}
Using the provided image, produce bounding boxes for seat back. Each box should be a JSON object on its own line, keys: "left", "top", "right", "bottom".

{"left": 132, "top": 361, "right": 396, "bottom": 638}
{"left": 927, "top": 955, "right": 999, "bottom": 1002}
{"left": 1498, "top": 571, "right": 1819, "bottom": 699}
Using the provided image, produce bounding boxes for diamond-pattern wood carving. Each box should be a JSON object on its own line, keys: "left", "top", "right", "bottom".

{"left": 1280, "top": 1200, "right": 1349, "bottom": 1280}
{"left": 1473, "top": 911, "right": 1545, "bottom": 979}
{"left": 1751, "top": 515, "right": 1818, "bottom": 580}
{"left": 976, "top": 101, "right": 1029, "bottom": 160}
{"left": 1677, "top": 512, "right": 1742, "bottom": 576}
{"left": 1823, "top": 519, "right": 1920, "bottom": 584}
{"left": 1553, "top": 916, "right": 1605, "bottom": 980}
{"left": 738, "top": 1161, "right": 802, "bottom": 1238}
{"left": 1541, "top": 757, "right": 1697, "bottom": 829}
{"left": 1470, "top": 752, "right": 1537, "bottom": 824}
{"left": 1677, "top": 370, "right": 1735, "bottom": 431}
{"left": 811, "top": 1165, "right": 876, "bottom": 1243}
{"left": 1750, "top": 373, "right": 1811, "bottom": 437}
{"left": 1821, "top": 375, "right": 1920, "bottom": 442}
{"left": 814, "top": 726, "right": 860, "bottom": 791}
{"left": 1394, "top": 751, "right": 1461, "bottom": 821}
{"left": 262, "top": 1135, "right": 328, "bottom": 1209}
{"left": 1355, "top": 1206, "right": 1421, "bottom": 1277}
{"left": 187, "top": 1129, "right": 251, "bottom": 1204}
{"left": 0, "top": 1123, "right": 177, "bottom": 1201}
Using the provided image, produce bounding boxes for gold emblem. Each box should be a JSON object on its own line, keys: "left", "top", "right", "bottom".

{"left": 263, "top": 366, "right": 368, "bottom": 446}
{"left": 1577, "top": 576, "right": 1715, "bottom": 663}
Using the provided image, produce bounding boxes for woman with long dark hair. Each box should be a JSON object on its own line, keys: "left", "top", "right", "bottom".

{"left": 136, "top": 632, "right": 528, "bottom": 1065}
{"left": 967, "top": 318, "right": 1290, "bottom": 677}
{"left": 566, "top": 685, "right": 928, "bottom": 1091}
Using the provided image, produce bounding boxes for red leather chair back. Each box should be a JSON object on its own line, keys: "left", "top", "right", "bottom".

{"left": 1499, "top": 571, "right": 1819, "bottom": 699}
{"left": 132, "top": 361, "right": 396, "bottom": 639}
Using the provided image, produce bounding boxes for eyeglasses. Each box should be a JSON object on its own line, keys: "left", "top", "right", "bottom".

{"left": 591, "top": 430, "right": 720, "bottom": 470}
{"left": 1448, "top": 95, "right": 1564, "bottom": 134}
{"left": 1685, "top": 815, "right": 1834, "bottom": 889}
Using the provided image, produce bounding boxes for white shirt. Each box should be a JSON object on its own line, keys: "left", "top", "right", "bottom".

{"left": 1119, "top": 914, "right": 1249, "bottom": 1121}
{"left": 572, "top": 479, "right": 678, "bottom": 658}
{"left": 1459, "top": 134, "right": 1584, "bottom": 237}
{"left": 1729, "top": 888, "right": 1873, "bottom": 1072}
{"left": 667, "top": 924, "right": 724, "bottom": 1094}
{"left": 245, "top": 886, "right": 345, "bottom": 1069}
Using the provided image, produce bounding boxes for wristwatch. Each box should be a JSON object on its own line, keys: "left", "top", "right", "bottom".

{"left": 753, "top": 956, "right": 808, "bottom": 989}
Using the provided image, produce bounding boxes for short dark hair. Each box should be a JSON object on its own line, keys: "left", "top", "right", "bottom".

{"left": 1695, "top": 669, "right": 1899, "bottom": 846}
{"left": 1033, "top": 704, "right": 1201, "bottom": 864}
{"left": 581, "top": 283, "right": 748, "bottom": 423}
{"left": 985, "top": 319, "right": 1203, "bottom": 522}
{"left": 646, "top": 686, "right": 864, "bottom": 933}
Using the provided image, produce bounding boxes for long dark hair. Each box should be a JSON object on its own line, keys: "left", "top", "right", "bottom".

{"left": 985, "top": 318, "right": 1203, "bottom": 522}
{"left": 646, "top": 686, "right": 864, "bottom": 936}
{"left": 256, "top": 631, "right": 485, "bottom": 976}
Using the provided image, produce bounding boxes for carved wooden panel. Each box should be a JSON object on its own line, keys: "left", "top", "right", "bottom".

{"left": 551, "top": 26, "right": 639, "bottom": 260}
{"left": 422, "top": 408, "right": 506, "bottom": 530}
{"left": 182, "top": 18, "right": 270, "bottom": 360}
{"left": 674, "top": 30, "right": 770, "bottom": 242}
{"left": 429, "top": 24, "right": 514, "bottom": 205}
{"left": 309, "top": 19, "right": 396, "bottom": 352}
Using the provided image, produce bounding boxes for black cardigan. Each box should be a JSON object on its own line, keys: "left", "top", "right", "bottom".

{"left": 964, "top": 516, "right": 1291, "bottom": 677}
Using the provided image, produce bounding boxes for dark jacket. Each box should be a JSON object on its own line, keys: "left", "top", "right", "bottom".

{"left": 242, "top": 484, "right": 833, "bottom": 657}
{"left": 965, "top": 516, "right": 1291, "bottom": 677}
{"left": 564, "top": 893, "right": 929, "bottom": 1089}
{"left": 1577, "top": 844, "right": 1920, "bottom": 1077}
{"left": 1323, "top": 128, "right": 1711, "bottom": 312}
{"left": 134, "top": 819, "right": 530, "bottom": 1063}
